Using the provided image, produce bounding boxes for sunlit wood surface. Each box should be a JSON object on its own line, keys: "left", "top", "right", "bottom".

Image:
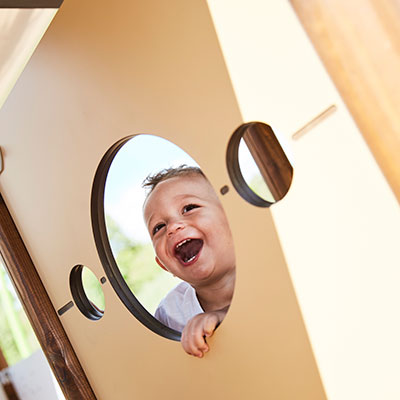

{"left": 291, "top": 0, "right": 400, "bottom": 202}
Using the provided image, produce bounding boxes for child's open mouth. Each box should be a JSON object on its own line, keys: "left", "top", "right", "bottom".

{"left": 174, "top": 238, "right": 203, "bottom": 266}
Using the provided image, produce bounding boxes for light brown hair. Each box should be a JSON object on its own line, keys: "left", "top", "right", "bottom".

{"left": 142, "top": 165, "right": 205, "bottom": 195}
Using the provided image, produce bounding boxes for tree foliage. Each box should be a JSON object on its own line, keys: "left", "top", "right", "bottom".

{"left": 104, "top": 215, "right": 180, "bottom": 314}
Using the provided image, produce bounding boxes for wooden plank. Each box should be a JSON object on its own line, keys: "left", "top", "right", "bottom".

{"left": 290, "top": 0, "right": 400, "bottom": 202}
{"left": 0, "top": 193, "right": 97, "bottom": 400}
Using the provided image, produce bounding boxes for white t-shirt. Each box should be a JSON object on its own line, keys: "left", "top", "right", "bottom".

{"left": 154, "top": 282, "right": 204, "bottom": 332}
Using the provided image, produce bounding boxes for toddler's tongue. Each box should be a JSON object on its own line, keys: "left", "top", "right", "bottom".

{"left": 175, "top": 239, "right": 203, "bottom": 265}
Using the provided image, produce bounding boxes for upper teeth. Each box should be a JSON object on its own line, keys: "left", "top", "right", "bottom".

{"left": 176, "top": 239, "right": 191, "bottom": 249}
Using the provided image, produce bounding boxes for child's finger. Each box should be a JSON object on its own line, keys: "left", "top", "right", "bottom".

{"left": 182, "top": 321, "right": 209, "bottom": 357}
{"left": 183, "top": 337, "right": 207, "bottom": 356}
{"left": 202, "top": 313, "right": 219, "bottom": 337}
{"left": 181, "top": 311, "right": 222, "bottom": 357}
{"left": 182, "top": 336, "right": 208, "bottom": 358}
{"left": 187, "top": 330, "right": 208, "bottom": 355}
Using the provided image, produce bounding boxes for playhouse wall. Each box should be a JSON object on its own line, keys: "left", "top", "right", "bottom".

{"left": 0, "top": 0, "right": 327, "bottom": 399}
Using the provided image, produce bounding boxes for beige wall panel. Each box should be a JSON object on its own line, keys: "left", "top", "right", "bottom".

{"left": 207, "top": 1, "right": 400, "bottom": 399}
{"left": 0, "top": 0, "right": 325, "bottom": 399}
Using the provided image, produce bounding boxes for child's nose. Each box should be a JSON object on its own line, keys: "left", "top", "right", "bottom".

{"left": 167, "top": 221, "right": 184, "bottom": 236}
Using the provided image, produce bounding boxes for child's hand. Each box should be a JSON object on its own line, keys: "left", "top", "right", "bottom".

{"left": 181, "top": 309, "right": 226, "bottom": 358}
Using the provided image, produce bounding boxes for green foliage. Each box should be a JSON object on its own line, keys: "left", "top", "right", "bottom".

{"left": 248, "top": 174, "right": 274, "bottom": 202}
{"left": 0, "top": 311, "right": 20, "bottom": 364}
{"left": 82, "top": 268, "right": 106, "bottom": 311}
{"left": 0, "top": 266, "right": 39, "bottom": 365}
{"left": 116, "top": 243, "right": 160, "bottom": 293}
{"left": 106, "top": 214, "right": 180, "bottom": 314}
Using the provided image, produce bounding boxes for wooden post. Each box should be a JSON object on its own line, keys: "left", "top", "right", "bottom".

{"left": 0, "top": 193, "right": 96, "bottom": 400}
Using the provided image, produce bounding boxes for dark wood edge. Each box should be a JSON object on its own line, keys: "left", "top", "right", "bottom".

{"left": 0, "top": 0, "right": 63, "bottom": 7}
{"left": 0, "top": 192, "right": 97, "bottom": 400}
{"left": 0, "top": 347, "right": 8, "bottom": 370}
{"left": 2, "top": 381, "right": 21, "bottom": 400}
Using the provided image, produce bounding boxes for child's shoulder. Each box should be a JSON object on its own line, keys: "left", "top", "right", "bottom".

{"left": 172, "top": 281, "right": 193, "bottom": 295}
{"left": 155, "top": 281, "right": 202, "bottom": 331}
{"left": 156, "top": 281, "right": 202, "bottom": 314}
{"left": 161, "top": 281, "right": 193, "bottom": 304}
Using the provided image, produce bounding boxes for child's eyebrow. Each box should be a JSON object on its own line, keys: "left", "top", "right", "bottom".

{"left": 177, "top": 193, "right": 203, "bottom": 202}
{"left": 145, "top": 213, "right": 156, "bottom": 230}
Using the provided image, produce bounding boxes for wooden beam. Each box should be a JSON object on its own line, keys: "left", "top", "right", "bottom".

{"left": 0, "top": 193, "right": 97, "bottom": 400}
{"left": 290, "top": 0, "right": 400, "bottom": 202}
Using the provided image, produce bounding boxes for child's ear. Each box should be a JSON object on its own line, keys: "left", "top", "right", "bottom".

{"left": 155, "top": 256, "right": 168, "bottom": 272}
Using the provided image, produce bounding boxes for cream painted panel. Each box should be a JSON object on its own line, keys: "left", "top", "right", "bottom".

{"left": 207, "top": 1, "right": 400, "bottom": 399}
{"left": 0, "top": 0, "right": 325, "bottom": 399}
{"left": 207, "top": 0, "right": 338, "bottom": 137}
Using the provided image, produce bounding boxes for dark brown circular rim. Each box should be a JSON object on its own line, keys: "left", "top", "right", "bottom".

{"left": 69, "top": 265, "right": 104, "bottom": 321}
{"left": 90, "top": 135, "right": 181, "bottom": 340}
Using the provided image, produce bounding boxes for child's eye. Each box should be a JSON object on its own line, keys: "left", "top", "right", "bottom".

{"left": 182, "top": 204, "right": 199, "bottom": 214}
{"left": 152, "top": 223, "right": 165, "bottom": 236}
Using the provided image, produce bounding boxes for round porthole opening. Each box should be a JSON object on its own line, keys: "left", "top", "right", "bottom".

{"left": 91, "top": 134, "right": 236, "bottom": 341}
{"left": 70, "top": 265, "right": 105, "bottom": 320}
{"left": 226, "top": 121, "right": 293, "bottom": 207}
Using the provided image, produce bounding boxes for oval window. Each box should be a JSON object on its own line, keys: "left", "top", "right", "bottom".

{"left": 91, "top": 135, "right": 236, "bottom": 340}
{"left": 227, "top": 122, "right": 293, "bottom": 207}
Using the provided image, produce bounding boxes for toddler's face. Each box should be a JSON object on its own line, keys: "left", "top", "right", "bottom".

{"left": 143, "top": 175, "right": 235, "bottom": 287}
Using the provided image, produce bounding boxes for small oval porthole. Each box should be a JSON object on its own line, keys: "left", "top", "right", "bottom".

{"left": 226, "top": 122, "right": 293, "bottom": 207}
{"left": 70, "top": 265, "right": 105, "bottom": 320}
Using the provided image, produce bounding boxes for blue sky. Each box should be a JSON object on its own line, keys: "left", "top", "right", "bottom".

{"left": 104, "top": 134, "right": 199, "bottom": 243}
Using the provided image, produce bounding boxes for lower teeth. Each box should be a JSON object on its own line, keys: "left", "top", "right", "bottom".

{"left": 185, "top": 255, "right": 195, "bottom": 263}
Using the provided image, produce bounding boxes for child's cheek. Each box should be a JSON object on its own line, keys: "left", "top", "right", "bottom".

{"left": 155, "top": 240, "right": 166, "bottom": 258}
